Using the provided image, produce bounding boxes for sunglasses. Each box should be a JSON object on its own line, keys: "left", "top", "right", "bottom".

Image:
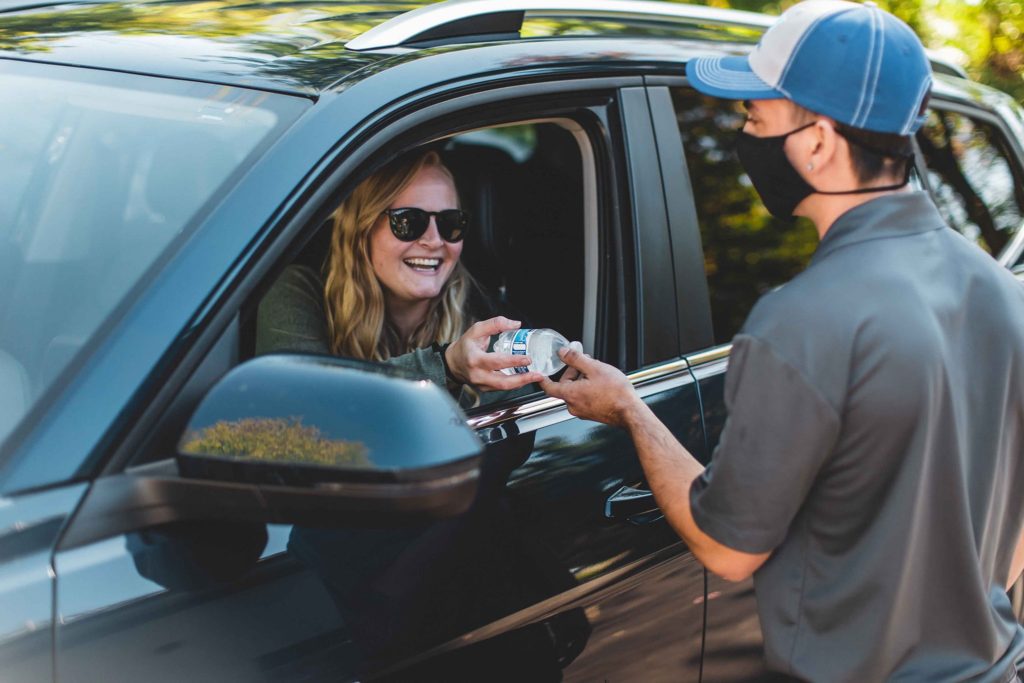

{"left": 382, "top": 208, "right": 469, "bottom": 243}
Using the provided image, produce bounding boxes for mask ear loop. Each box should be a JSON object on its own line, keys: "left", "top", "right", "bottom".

{"left": 815, "top": 126, "right": 915, "bottom": 196}
{"left": 827, "top": 126, "right": 917, "bottom": 193}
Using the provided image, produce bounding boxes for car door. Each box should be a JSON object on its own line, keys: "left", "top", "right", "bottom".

{"left": 646, "top": 79, "right": 823, "bottom": 682}
{"left": 44, "top": 62, "right": 713, "bottom": 683}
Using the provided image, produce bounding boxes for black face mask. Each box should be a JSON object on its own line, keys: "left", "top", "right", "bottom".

{"left": 735, "top": 122, "right": 913, "bottom": 220}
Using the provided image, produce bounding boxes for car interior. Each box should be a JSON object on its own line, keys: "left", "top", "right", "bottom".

{"left": 240, "top": 119, "right": 594, "bottom": 380}
{"left": 131, "top": 118, "right": 596, "bottom": 467}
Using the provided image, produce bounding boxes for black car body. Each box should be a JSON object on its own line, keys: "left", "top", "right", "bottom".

{"left": 2, "top": 1, "right": 1023, "bottom": 680}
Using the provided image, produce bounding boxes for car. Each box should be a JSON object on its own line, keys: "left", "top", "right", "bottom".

{"left": 2, "top": 1, "right": 1023, "bottom": 681}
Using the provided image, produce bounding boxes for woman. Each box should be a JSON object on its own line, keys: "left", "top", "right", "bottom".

{"left": 255, "top": 149, "right": 544, "bottom": 400}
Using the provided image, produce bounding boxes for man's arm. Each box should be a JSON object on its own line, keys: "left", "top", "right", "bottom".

{"left": 1008, "top": 527, "right": 1024, "bottom": 591}
{"left": 541, "top": 348, "right": 770, "bottom": 582}
{"left": 622, "top": 401, "right": 771, "bottom": 581}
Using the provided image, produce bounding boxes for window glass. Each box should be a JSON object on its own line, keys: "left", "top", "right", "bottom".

{"left": 917, "top": 109, "right": 1024, "bottom": 257}
{"left": 0, "top": 61, "right": 303, "bottom": 450}
{"left": 668, "top": 88, "right": 818, "bottom": 344}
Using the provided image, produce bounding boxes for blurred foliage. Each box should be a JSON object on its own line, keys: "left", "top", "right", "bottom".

{"left": 681, "top": 0, "right": 1024, "bottom": 103}
{"left": 670, "top": 87, "right": 820, "bottom": 342}
{"left": 182, "top": 417, "right": 371, "bottom": 467}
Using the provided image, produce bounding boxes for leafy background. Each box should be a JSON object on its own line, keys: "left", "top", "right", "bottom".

{"left": 687, "top": 0, "right": 1024, "bottom": 103}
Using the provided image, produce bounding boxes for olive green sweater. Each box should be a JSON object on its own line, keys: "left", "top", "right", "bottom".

{"left": 255, "top": 265, "right": 530, "bottom": 407}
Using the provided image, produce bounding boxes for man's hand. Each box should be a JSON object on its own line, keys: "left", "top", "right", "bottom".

{"left": 543, "top": 346, "right": 770, "bottom": 582}
{"left": 444, "top": 317, "right": 546, "bottom": 391}
{"left": 539, "top": 347, "right": 648, "bottom": 429}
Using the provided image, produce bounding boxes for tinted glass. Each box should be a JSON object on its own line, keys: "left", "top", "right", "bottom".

{"left": 0, "top": 61, "right": 298, "bottom": 450}
{"left": 917, "top": 108, "right": 1024, "bottom": 257}
{"left": 668, "top": 88, "right": 818, "bottom": 344}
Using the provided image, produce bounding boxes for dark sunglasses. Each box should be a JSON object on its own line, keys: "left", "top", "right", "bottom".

{"left": 382, "top": 208, "right": 469, "bottom": 243}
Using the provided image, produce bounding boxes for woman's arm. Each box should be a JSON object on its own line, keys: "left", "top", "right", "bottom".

{"left": 255, "top": 265, "right": 332, "bottom": 356}
{"left": 255, "top": 266, "right": 535, "bottom": 393}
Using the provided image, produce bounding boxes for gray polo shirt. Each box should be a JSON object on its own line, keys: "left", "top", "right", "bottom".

{"left": 690, "top": 192, "right": 1024, "bottom": 682}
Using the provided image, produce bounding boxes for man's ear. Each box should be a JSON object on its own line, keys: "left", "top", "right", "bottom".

{"left": 807, "top": 118, "right": 842, "bottom": 180}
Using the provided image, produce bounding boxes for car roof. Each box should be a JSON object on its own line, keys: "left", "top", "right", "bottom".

{"left": 0, "top": 0, "right": 431, "bottom": 95}
{"left": 0, "top": 0, "right": 988, "bottom": 102}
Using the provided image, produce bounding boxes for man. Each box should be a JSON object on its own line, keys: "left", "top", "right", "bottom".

{"left": 541, "top": 1, "right": 1024, "bottom": 681}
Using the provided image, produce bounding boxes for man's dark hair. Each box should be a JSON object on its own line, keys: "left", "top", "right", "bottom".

{"left": 833, "top": 123, "right": 914, "bottom": 183}
{"left": 833, "top": 92, "right": 929, "bottom": 184}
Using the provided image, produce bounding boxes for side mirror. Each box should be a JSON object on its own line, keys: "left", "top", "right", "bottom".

{"left": 175, "top": 354, "right": 483, "bottom": 526}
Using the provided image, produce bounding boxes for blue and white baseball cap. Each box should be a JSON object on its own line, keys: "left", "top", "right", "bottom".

{"left": 686, "top": 0, "right": 932, "bottom": 135}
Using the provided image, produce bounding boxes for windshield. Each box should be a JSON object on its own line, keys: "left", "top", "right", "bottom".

{"left": 0, "top": 60, "right": 305, "bottom": 449}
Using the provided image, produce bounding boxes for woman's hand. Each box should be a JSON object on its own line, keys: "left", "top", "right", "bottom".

{"left": 444, "top": 317, "right": 546, "bottom": 391}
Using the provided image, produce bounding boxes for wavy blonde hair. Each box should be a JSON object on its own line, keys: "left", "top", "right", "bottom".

{"left": 323, "top": 150, "right": 473, "bottom": 361}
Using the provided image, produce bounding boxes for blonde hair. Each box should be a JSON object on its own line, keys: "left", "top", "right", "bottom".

{"left": 323, "top": 150, "right": 473, "bottom": 361}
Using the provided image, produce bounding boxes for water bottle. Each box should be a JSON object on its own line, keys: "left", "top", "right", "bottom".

{"left": 494, "top": 328, "right": 583, "bottom": 376}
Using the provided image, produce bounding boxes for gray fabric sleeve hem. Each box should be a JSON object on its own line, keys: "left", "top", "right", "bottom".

{"left": 688, "top": 334, "right": 842, "bottom": 556}
{"left": 689, "top": 479, "right": 782, "bottom": 554}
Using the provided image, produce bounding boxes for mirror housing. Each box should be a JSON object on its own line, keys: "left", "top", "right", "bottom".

{"left": 175, "top": 354, "right": 483, "bottom": 525}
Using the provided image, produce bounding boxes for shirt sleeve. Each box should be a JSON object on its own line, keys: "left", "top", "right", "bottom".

{"left": 255, "top": 265, "right": 332, "bottom": 356}
{"left": 690, "top": 334, "right": 841, "bottom": 554}
{"left": 254, "top": 265, "right": 538, "bottom": 406}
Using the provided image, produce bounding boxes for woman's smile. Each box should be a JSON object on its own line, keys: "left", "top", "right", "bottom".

{"left": 370, "top": 164, "right": 463, "bottom": 310}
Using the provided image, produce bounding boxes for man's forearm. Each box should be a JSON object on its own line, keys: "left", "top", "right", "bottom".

{"left": 622, "top": 402, "right": 769, "bottom": 581}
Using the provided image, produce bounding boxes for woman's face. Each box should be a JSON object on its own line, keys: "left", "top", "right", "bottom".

{"left": 370, "top": 164, "right": 464, "bottom": 314}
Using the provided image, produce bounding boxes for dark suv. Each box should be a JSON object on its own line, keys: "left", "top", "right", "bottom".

{"left": 2, "top": 2, "right": 1023, "bottom": 681}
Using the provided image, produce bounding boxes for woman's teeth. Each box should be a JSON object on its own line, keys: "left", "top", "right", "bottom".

{"left": 404, "top": 258, "right": 441, "bottom": 271}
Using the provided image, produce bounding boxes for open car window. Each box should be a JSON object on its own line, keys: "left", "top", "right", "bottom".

{"left": 245, "top": 119, "right": 594, "bottom": 406}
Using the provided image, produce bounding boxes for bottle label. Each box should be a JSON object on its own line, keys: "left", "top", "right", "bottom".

{"left": 509, "top": 328, "right": 532, "bottom": 374}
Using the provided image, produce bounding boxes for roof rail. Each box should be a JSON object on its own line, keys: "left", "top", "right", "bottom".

{"left": 345, "top": 0, "right": 772, "bottom": 51}
{"left": 0, "top": 0, "right": 97, "bottom": 12}
{"left": 345, "top": 0, "right": 971, "bottom": 81}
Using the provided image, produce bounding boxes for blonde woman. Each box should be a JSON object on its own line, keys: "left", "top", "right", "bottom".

{"left": 255, "top": 149, "right": 543, "bottom": 399}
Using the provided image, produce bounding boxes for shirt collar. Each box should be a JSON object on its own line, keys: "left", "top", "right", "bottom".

{"left": 811, "top": 192, "right": 946, "bottom": 266}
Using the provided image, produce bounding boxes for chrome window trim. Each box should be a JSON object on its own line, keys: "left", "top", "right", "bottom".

{"left": 1001, "top": 221, "right": 1024, "bottom": 269}
{"left": 346, "top": 0, "right": 772, "bottom": 51}
{"left": 684, "top": 343, "right": 731, "bottom": 368}
{"left": 469, "top": 345, "right": 733, "bottom": 434}
{"left": 469, "top": 355, "right": 693, "bottom": 433}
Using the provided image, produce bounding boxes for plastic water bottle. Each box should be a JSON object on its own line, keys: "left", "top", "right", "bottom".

{"left": 494, "top": 328, "right": 583, "bottom": 376}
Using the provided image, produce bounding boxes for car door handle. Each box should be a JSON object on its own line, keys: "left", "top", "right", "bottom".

{"left": 604, "top": 485, "right": 663, "bottom": 525}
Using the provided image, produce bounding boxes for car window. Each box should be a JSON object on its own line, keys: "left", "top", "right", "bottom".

{"left": 0, "top": 61, "right": 303, "bottom": 451}
{"left": 917, "top": 107, "right": 1024, "bottom": 257}
{"left": 445, "top": 123, "right": 588, "bottom": 346}
{"left": 667, "top": 88, "right": 819, "bottom": 344}
{"left": 249, "top": 120, "right": 591, "bottom": 382}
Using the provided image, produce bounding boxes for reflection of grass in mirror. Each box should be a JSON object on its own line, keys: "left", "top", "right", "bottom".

{"left": 182, "top": 417, "right": 371, "bottom": 467}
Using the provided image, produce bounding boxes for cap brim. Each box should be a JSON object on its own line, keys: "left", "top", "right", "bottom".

{"left": 686, "top": 56, "right": 783, "bottom": 100}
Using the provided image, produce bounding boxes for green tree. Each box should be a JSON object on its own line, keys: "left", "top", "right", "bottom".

{"left": 680, "top": 0, "right": 1024, "bottom": 103}
{"left": 182, "top": 416, "right": 372, "bottom": 468}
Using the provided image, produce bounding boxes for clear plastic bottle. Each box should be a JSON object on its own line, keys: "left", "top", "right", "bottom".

{"left": 494, "top": 328, "right": 583, "bottom": 376}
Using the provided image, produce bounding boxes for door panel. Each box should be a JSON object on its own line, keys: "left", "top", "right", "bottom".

{"left": 54, "top": 525, "right": 353, "bottom": 682}
{"left": 688, "top": 352, "right": 774, "bottom": 682}
{"left": 378, "top": 368, "right": 710, "bottom": 681}
{"left": 50, "top": 78, "right": 710, "bottom": 681}
{"left": 52, "top": 372, "right": 708, "bottom": 682}
{"left": 0, "top": 484, "right": 87, "bottom": 683}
